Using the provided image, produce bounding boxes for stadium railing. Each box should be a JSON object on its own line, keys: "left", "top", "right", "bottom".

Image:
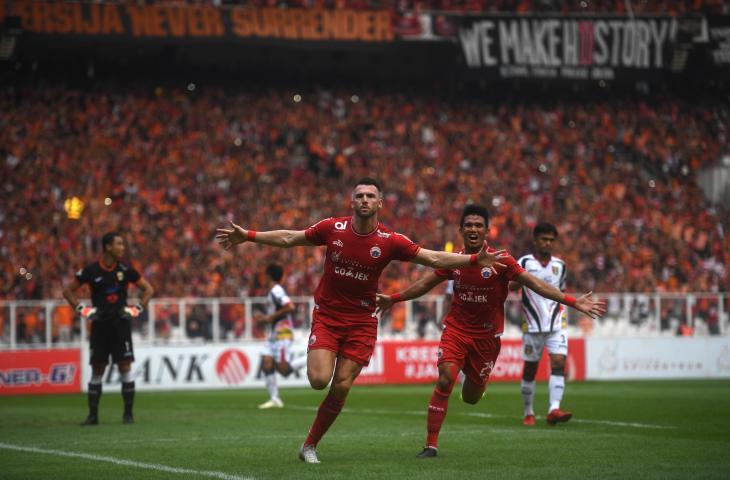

{"left": 0, "top": 292, "right": 727, "bottom": 350}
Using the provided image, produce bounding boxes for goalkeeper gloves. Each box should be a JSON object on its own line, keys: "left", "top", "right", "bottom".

{"left": 75, "top": 303, "right": 97, "bottom": 319}
{"left": 123, "top": 304, "right": 144, "bottom": 318}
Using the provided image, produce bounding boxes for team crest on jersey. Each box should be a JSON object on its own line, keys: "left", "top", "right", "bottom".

{"left": 552, "top": 265, "right": 560, "bottom": 275}
{"left": 481, "top": 267, "right": 492, "bottom": 279}
{"left": 309, "top": 334, "right": 317, "bottom": 346}
{"left": 331, "top": 251, "right": 342, "bottom": 263}
{"left": 332, "top": 239, "right": 344, "bottom": 247}
{"left": 524, "top": 345, "right": 533, "bottom": 355}
{"left": 116, "top": 271, "right": 124, "bottom": 281}
{"left": 370, "top": 246, "right": 382, "bottom": 258}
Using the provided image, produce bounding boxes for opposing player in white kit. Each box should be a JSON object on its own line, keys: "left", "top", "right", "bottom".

{"left": 257, "top": 264, "right": 307, "bottom": 409}
{"left": 516, "top": 223, "right": 573, "bottom": 426}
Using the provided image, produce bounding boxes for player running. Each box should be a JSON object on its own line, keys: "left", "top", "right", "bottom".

{"left": 375, "top": 205, "right": 605, "bottom": 458}
{"left": 216, "top": 178, "right": 508, "bottom": 464}
{"left": 62, "top": 232, "right": 154, "bottom": 425}
{"left": 515, "top": 222, "right": 574, "bottom": 426}
{"left": 256, "top": 264, "right": 307, "bottom": 409}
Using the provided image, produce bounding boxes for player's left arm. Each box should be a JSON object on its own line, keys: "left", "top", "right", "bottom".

{"left": 259, "top": 302, "right": 295, "bottom": 325}
{"left": 135, "top": 278, "right": 155, "bottom": 310}
{"left": 411, "top": 242, "right": 508, "bottom": 270}
{"left": 513, "top": 271, "right": 606, "bottom": 319}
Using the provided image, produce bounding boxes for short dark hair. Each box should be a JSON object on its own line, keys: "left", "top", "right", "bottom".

{"left": 266, "top": 264, "right": 284, "bottom": 282}
{"left": 533, "top": 222, "right": 558, "bottom": 238}
{"left": 101, "top": 232, "right": 121, "bottom": 251}
{"left": 460, "top": 204, "right": 490, "bottom": 228}
{"left": 353, "top": 177, "right": 382, "bottom": 194}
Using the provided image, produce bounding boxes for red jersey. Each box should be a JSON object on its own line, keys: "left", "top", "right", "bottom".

{"left": 305, "top": 217, "right": 421, "bottom": 325}
{"left": 436, "top": 248, "right": 524, "bottom": 337}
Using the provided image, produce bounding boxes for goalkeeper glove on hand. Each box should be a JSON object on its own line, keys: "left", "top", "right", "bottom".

{"left": 75, "top": 304, "right": 97, "bottom": 319}
{"left": 123, "top": 304, "right": 144, "bottom": 318}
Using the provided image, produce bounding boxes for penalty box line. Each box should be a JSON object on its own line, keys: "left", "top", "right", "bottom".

{"left": 0, "top": 442, "right": 255, "bottom": 480}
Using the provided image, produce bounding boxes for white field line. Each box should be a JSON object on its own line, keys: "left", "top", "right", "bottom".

{"left": 0, "top": 442, "right": 255, "bottom": 480}
{"left": 284, "top": 404, "right": 676, "bottom": 430}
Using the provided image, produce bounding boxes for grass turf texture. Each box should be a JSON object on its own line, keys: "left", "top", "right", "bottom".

{"left": 1, "top": 381, "right": 728, "bottom": 479}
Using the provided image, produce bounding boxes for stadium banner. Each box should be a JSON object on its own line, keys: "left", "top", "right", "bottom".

{"left": 2, "top": 1, "right": 393, "bottom": 42}
{"left": 456, "top": 15, "right": 681, "bottom": 80}
{"left": 0, "top": 349, "right": 81, "bottom": 395}
{"left": 707, "top": 16, "right": 730, "bottom": 68}
{"left": 586, "top": 337, "right": 730, "bottom": 380}
{"left": 78, "top": 339, "right": 585, "bottom": 392}
{"left": 357, "top": 338, "right": 585, "bottom": 385}
{"left": 81, "top": 343, "right": 310, "bottom": 392}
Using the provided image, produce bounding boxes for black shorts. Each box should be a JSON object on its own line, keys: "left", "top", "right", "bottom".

{"left": 89, "top": 317, "right": 134, "bottom": 364}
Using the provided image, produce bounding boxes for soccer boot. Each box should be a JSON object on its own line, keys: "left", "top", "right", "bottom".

{"left": 80, "top": 414, "right": 98, "bottom": 426}
{"left": 416, "top": 447, "right": 438, "bottom": 458}
{"left": 546, "top": 408, "right": 573, "bottom": 425}
{"left": 122, "top": 413, "right": 134, "bottom": 424}
{"left": 523, "top": 414, "right": 536, "bottom": 426}
{"left": 298, "top": 444, "right": 320, "bottom": 464}
{"left": 258, "top": 398, "right": 284, "bottom": 409}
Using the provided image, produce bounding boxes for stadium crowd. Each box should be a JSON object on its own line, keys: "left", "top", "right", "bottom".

{"left": 1, "top": 82, "right": 727, "bottom": 308}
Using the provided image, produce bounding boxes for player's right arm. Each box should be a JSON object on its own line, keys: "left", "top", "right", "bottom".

{"left": 376, "top": 271, "right": 445, "bottom": 313}
{"left": 216, "top": 221, "right": 313, "bottom": 249}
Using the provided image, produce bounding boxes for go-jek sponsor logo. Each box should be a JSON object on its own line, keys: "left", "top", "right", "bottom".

{"left": 215, "top": 350, "right": 250, "bottom": 385}
{"left": 0, "top": 363, "right": 76, "bottom": 387}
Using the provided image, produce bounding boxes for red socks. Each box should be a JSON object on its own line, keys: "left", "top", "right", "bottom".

{"left": 426, "top": 386, "right": 451, "bottom": 449}
{"left": 304, "top": 392, "right": 345, "bottom": 447}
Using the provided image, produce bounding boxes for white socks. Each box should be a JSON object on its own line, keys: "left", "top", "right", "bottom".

{"left": 120, "top": 370, "right": 134, "bottom": 383}
{"left": 521, "top": 380, "right": 535, "bottom": 416}
{"left": 549, "top": 375, "right": 565, "bottom": 412}
{"left": 264, "top": 373, "right": 279, "bottom": 401}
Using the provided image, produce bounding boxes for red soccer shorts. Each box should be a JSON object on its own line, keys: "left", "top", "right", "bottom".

{"left": 308, "top": 311, "right": 377, "bottom": 366}
{"left": 437, "top": 326, "right": 501, "bottom": 387}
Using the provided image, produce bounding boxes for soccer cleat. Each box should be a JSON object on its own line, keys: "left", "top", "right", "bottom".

{"left": 80, "top": 415, "right": 98, "bottom": 426}
{"left": 546, "top": 408, "right": 573, "bottom": 425}
{"left": 122, "top": 413, "right": 134, "bottom": 424}
{"left": 523, "top": 414, "right": 536, "bottom": 426}
{"left": 416, "top": 447, "right": 438, "bottom": 458}
{"left": 258, "top": 398, "right": 284, "bottom": 409}
{"left": 298, "top": 444, "right": 320, "bottom": 464}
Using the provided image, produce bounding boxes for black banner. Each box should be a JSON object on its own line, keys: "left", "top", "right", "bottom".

{"left": 457, "top": 15, "right": 681, "bottom": 80}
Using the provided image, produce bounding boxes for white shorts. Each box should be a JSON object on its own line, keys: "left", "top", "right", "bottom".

{"left": 522, "top": 330, "right": 568, "bottom": 362}
{"left": 265, "top": 339, "right": 294, "bottom": 365}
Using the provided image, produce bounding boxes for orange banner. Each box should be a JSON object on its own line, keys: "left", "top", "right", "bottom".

{"left": 3, "top": 1, "right": 393, "bottom": 42}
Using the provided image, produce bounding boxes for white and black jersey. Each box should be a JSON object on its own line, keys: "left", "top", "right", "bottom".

{"left": 518, "top": 254, "right": 567, "bottom": 333}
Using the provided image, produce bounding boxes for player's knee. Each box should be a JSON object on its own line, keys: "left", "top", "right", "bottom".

{"left": 551, "top": 365, "right": 565, "bottom": 376}
{"left": 277, "top": 363, "right": 292, "bottom": 377}
{"left": 308, "top": 374, "right": 329, "bottom": 390}
{"left": 436, "top": 376, "right": 456, "bottom": 394}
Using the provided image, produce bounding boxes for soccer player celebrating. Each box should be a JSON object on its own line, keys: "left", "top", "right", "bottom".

{"left": 216, "top": 178, "right": 508, "bottom": 464}
{"left": 256, "top": 263, "right": 307, "bottom": 409}
{"left": 62, "top": 232, "right": 154, "bottom": 425}
{"left": 375, "top": 206, "right": 605, "bottom": 458}
{"left": 515, "top": 223, "right": 574, "bottom": 426}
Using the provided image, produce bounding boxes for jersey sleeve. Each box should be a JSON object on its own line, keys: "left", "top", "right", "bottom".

{"left": 501, "top": 254, "right": 525, "bottom": 281}
{"left": 271, "top": 285, "right": 292, "bottom": 308}
{"left": 434, "top": 268, "right": 454, "bottom": 280}
{"left": 390, "top": 233, "right": 421, "bottom": 261}
{"left": 75, "top": 265, "right": 91, "bottom": 284}
{"left": 304, "top": 218, "right": 333, "bottom": 246}
{"left": 127, "top": 266, "right": 141, "bottom": 284}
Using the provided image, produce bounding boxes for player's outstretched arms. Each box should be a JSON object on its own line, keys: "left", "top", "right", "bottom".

{"left": 375, "top": 271, "right": 444, "bottom": 314}
{"left": 411, "top": 241, "right": 507, "bottom": 270}
{"left": 514, "top": 272, "right": 607, "bottom": 319}
{"left": 215, "top": 221, "right": 312, "bottom": 249}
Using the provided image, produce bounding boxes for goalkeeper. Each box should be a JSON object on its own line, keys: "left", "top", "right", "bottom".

{"left": 62, "top": 231, "right": 154, "bottom": 426}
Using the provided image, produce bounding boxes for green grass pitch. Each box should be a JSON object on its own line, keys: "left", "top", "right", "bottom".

{"left": 1, "top": 380, "right": 729, "bottom": 479}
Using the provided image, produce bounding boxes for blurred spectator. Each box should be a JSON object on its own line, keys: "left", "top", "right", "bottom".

{"left": 0, "top": 83, "right": 728, "bottom": 305}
